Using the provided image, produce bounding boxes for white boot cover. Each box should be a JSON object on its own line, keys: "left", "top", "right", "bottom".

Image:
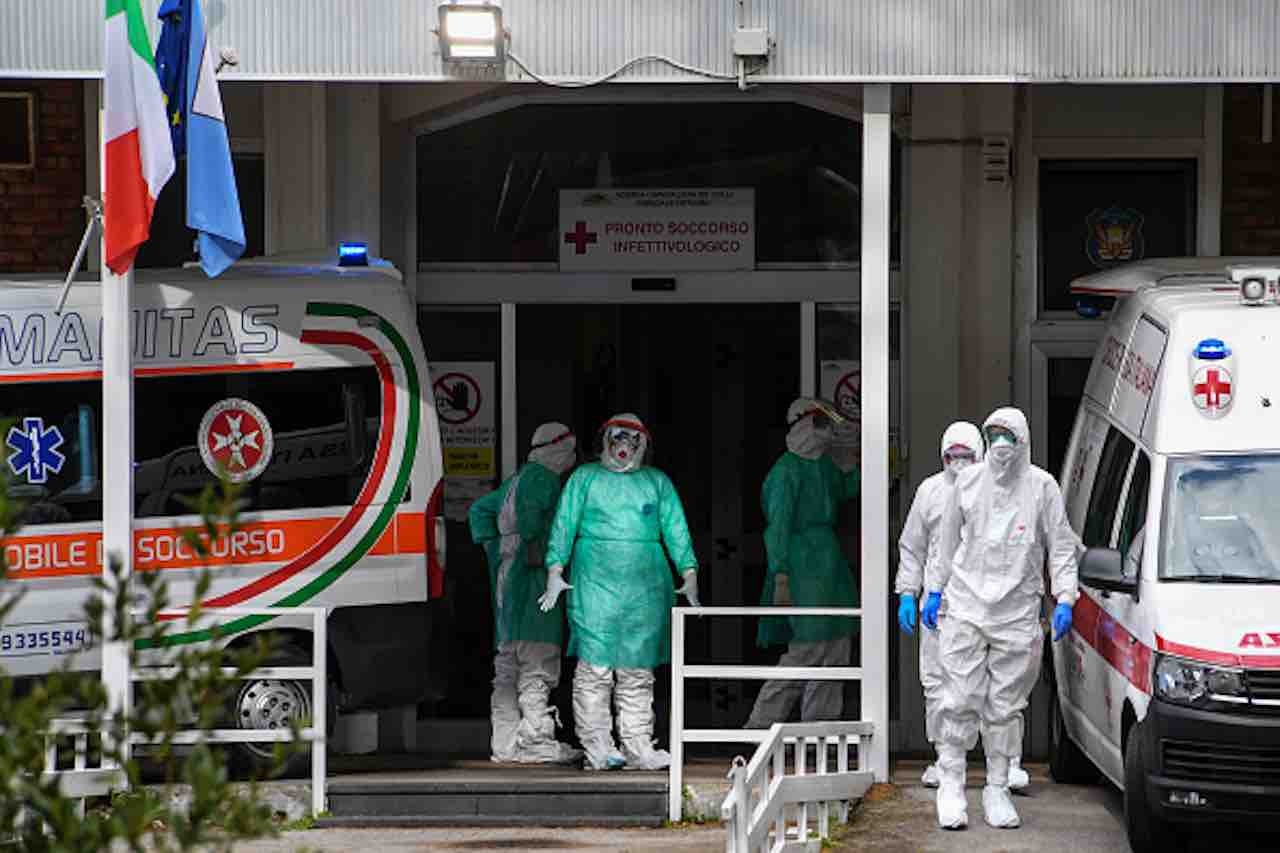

{"left": 1007, "top": 756, "right": 1030, "bottom": 793}
{"left": 982, "top": 754, "right": 1020, "bottom": 828}
{"left": 573, "top": 661, "right": 625, "bottom": 770}
{"left": 921, "top": 763, "right": 942, "bottom": 788}
{"left": 935, "top": 747, "right": 968, "bottom": 830}
{"left": 615, "top": 668, "right": 670, "bottom": 770}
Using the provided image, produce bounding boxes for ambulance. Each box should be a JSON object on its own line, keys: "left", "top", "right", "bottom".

{"left": 1051, "top": 258, "right": 1280, "bottom": 851}
{"left": 0, "top": 251, "right": 446, "bottom": 771}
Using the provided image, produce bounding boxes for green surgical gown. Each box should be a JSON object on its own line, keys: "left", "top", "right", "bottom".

{"left": 468, "top": 461, "right": 565, "bottom": 647}
{"left": 756, "top": 452, "right": 860, "bottom": 647}
{"left": 545, "top": 463, "right": 697, "bottom": 669}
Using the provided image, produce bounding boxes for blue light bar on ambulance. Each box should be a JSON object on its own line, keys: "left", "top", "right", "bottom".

{"left": 338, "top": 242, "right": 369, "bottom": 267}
{"left": 1193, "top": 338, "right": 1230, "bottom": 360}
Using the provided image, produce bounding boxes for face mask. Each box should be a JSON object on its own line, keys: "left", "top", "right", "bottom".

{"left": 603, "top": 428, "right": 645, "bottom": 473}
{"left": 946, "top": 457, "right": 974, "bottom": 476}
{"left": 989, "top": 444, "right": 1015, "bottom": 464}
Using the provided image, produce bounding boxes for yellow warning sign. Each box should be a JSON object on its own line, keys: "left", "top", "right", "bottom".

{"left": 444, "top": 447, "right": 495, "bottom": 477}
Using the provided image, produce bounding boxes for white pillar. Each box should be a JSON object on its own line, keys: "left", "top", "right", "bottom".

{"left": 501, "top": 303, "right": 517, "bottom": 479}
{"left": 860, "top": 83, "right": 892, "bottom": 783}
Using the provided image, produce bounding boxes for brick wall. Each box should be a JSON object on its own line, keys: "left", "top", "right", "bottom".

{"left": 0, "top": 80, "right": 86, "bottom": 273}
{"left": 1222, "top": 84, "right": 1280, "bottom": 255}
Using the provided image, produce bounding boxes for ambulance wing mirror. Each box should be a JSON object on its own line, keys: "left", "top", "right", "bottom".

{"left": 1080, "top": 547, "right": 1137, "bottom": 597}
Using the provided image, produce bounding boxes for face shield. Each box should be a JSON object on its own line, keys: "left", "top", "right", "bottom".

{"left": 601, "top": 420, "right": 649, "bottom": 473}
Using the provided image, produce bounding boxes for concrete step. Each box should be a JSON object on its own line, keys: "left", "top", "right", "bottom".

{"left": 323, "top": 766, "right": 668, "bottom": 827}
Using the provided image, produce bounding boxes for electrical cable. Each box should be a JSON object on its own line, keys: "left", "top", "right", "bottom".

{"left": 507, "top": 51, "right": 743, "bottom": 88}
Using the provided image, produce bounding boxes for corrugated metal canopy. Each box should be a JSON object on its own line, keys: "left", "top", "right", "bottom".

{"left": 4, "top": 0, "right": 1280, "bottom": 82}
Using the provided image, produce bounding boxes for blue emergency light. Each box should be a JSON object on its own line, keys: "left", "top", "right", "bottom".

{"left": 338, "top": 242, "right": 369, "bottom": 267}
{"left": 1193, "top": 338, "right": 1230, "bottom": 360}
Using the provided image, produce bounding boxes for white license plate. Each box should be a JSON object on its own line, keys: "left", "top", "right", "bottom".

{"left": 0, "top": 622, "right": 92, "bottom": 657}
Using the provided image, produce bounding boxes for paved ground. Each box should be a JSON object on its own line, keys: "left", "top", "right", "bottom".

{"left": 223, "top": 762, "right": 1280, "bottom": 852}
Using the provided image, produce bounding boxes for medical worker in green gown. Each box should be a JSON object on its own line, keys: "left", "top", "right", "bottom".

{"left": 538, "top": 414, "right": 700, "bottom": 771}
{"left": 745, "top": 398, "right": 861, "bottom": 727}
{"left": 469, "top": 422, "right": 582, "bottom": 764}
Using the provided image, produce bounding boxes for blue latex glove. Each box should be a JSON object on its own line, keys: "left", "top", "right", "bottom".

{"left": 922, "top": 592, "right": 942, "bottom": 630}
{"left": 897, "top": 594, "right": 917, "bottom": 635}
{"left": 1052, "top": 602, "right": 1073, "bottom": 641}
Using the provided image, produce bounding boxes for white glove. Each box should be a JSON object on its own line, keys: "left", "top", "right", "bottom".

{"left": 538, "top": 565, "right": 572, "bottom": 612}
{"left": 773, "top": 574, "right": 793, "bottom": 606}
{"left": 675, "top": 569, "right": 700, "bottom": 607}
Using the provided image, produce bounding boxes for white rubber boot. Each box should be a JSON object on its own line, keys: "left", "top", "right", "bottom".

{"left": 935, "top": 747, "right": 968, "bottom": 830}
{"left": 921, "top": 763, "right": 942, "bottom": 788}
{"left": 1008, "top": 756, "right": 1030, "bottom": 793}
{"left": 982, "top": 755, "right": 1021, "bottom": 828}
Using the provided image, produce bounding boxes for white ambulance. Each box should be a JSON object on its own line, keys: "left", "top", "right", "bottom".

{"left": 0, "top": 252, "right": 446, "bottom": 771}
{"left": 1051, "top": 258, "right": 1280, "bottom": 851}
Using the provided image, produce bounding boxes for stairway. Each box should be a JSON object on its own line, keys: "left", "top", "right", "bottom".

{"left": 318, "top": 762, "right": 668, "bottom": 828}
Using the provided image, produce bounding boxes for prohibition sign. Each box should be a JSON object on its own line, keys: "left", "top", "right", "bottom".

{"left": 834, "top": 370, "right": 861, "bottom": 421}
{"left": 434, "top": 372, "right": 482, "bottom": 425}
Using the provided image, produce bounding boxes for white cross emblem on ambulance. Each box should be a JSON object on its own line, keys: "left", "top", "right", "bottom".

{"left": 1192, "top": 365, "right": 1232, "bottom": 415}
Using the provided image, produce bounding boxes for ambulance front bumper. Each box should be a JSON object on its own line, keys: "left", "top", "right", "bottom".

{"left": 1144, "top": 697, "right": 1280, "bottom": 822}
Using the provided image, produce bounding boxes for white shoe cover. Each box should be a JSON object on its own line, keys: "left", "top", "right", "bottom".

{"left": 982, "top": 785, "right": 1021, "bottom": 828}
{"left": 513, "top": 740, "right": 584, "bottom": 765}
{"left": 621, "top": 737, "right": 671, "bottom": 770}
{"left": 921, "top": 763, "right": 942, "bottom": 788}
{"left": 582, "top": 737, "right": 626, "bottom": 771}
{"left": 936, "top": 781, "right": 968, "bottom": 830}
{"left": 1008, "top": 762, "right": 1030, "bottom": 792}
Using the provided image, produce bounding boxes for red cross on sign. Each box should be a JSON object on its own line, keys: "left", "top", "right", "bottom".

{"left": 564, "top": 221, "right": 597, "bottom": 255}
{"left": 1192, "top": 366, "right": 1233, "bottom": 415}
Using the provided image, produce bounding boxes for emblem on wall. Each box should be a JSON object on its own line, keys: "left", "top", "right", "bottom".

{"left": 1085, "top": 205, "right": 1146, "bottom": 267}
{"left": 198, "top": 398, "right": 274, "bottom": 483}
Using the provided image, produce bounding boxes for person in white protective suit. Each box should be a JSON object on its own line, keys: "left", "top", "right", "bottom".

{"left": 897, "top": 423, "right": 1032, "bottom": 792}
{"left": 468, "top": 423, "right": 582, "bottom": 764}
{"left": 538, "top": 414, "right": 700, "bottom": 771}
{"left": 923, "top": 407, "right": 1079, "bottom": 830}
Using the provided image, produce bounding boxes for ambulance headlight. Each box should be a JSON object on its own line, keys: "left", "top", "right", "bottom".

{"left": 1154, "top": 653, "right": 1246, "bottom": 707}
{"left": 1240, "top": 276, "right": 1267, "bottom": 306}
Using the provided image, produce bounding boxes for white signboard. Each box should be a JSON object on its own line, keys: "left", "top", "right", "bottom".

{"left": 429, "top": 361, "right": 497, "bottom": 522}
{"left": 1095, "top": 316, "right": 1167, "bottom": 437}
{"left": 559, "top": 188, "right": 755, "bottom": 271}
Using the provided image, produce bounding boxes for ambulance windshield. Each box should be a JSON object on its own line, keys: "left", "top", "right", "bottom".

{"left": 1163, "top": 455, "right": 1280, "bottom": 583}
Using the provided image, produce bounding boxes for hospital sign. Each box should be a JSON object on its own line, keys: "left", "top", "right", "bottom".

{"left": 559, "top": 188, "right": 755, "bottom": 272}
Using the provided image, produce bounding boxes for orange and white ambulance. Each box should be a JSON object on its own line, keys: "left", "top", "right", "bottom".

{"left": 1051, "top": 258, "right": 1280, "bottom": 851}
{"left": 0, "top": 252, "right": 445, "bottom": 768}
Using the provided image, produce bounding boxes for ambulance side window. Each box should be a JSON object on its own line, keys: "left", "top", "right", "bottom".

{"left": 0, "top": 381, "right": 101, "bottom": 525}
{"left": 1118, "top": 451, "right": 1151, "bottom": 563}
{"left": 134, "top": 367, "right": 382, "bottom": 517}
{"left": 1082, "top": 426, "right": 1135, "bottom": 548}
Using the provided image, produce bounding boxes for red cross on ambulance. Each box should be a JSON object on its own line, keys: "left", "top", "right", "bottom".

{"left": 1192, "top": 365, "right": 1232, "bottom": 415}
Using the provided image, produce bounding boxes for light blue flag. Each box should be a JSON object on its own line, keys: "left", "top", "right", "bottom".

{"left": 184, "top": 0, "right": 245, "bottom": 276}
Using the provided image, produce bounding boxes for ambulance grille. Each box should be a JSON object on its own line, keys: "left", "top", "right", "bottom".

{"left": 1245, "top": 669, "right": 1280, "bottom": 705}
{"left": 1162, "top": 739, "right": 1280, "bottom": 786}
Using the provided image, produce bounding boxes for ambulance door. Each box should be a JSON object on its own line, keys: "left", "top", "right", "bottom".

{"left": 1076, "top": 423, "right": 1136, "bottom": 745}
{"left": 1098, "top": 446, "right": 1151, "bottom": 750}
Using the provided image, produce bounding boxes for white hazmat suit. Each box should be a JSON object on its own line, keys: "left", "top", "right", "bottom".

{"left": 926, "top": 408, "right": 1079, "bottom": 830}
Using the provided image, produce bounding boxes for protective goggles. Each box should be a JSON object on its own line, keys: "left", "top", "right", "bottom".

{"left": 984, "top": 425, "right": 1017, "bottom": 447}
{"left": 942, "top": 444, "right": 977, "bottom": 464}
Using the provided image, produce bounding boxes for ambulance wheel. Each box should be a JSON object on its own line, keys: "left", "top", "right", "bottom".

{"left": 232, "top": 643, "right": 313, "bottom": 778}
{"left": 1124, "top": 721, "right": 1183, "bottom": 853}
{"left": 1048, "top": 683, "right": 1098, "bottom": 784}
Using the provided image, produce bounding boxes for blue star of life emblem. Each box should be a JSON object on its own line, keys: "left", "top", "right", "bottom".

{"left": 6, "top": 417, "right": 66, "bottom": 485}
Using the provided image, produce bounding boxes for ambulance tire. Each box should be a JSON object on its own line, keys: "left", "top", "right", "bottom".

{"left": 231, "top": 642, "right": 316, "bottom": 779}
{"left": 1124, "top": 721, "right": 1183, "bottom": 853}
{"left": 1048, "top": 671, "right": 1098, "bottom": 784}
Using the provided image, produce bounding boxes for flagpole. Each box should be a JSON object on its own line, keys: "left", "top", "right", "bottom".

{"left": 99, "top": 79, "right": 134, "bottom": 768}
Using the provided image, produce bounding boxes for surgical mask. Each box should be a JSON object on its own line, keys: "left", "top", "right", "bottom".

{"left": 946, "top": 456, "right": 974, "bottom": 476}
{"left": 989, "top": 443, "right": 1016, "bottom": 465}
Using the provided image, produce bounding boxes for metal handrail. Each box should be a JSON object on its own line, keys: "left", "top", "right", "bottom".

{"left": 668, "top": 605, "right": 864, "bottom": 822}
{"left": 45, "top": 605, "right": 328, "bottom": 818}
{"left": 721, "top": 721, "right": 874, "bottom": 853}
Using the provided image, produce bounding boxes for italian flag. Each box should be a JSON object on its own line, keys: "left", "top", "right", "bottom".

{"left": 104, "top": 0, "right": 175, "bottom": 274}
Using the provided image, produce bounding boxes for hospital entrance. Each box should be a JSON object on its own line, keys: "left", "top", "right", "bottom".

{"left": 419, "top": 301, "right": 869, "bottom": 754}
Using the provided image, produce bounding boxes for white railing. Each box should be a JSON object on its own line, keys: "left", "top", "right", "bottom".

{"left": 44, "top": 606, "right": 328, "bottom": 818}
{"left": 721, "top": 721, "right": 874, "bottom": 853}
{"left": 668, "top": 606, "right": 868, "bottom": 823}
